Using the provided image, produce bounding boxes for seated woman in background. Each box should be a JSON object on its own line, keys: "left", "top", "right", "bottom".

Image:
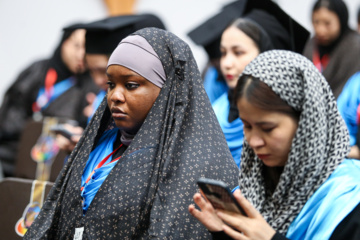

{"left": 189, "top": 50, "right": 360, "bottom": 239}
{"left": 24, "top": 28, "right": 239, "bottom": 239}
{"left": 213, "top": 4, "right": 309, "bottom": 167}
{"left": 303, "top": 0, "right": 360, "bottom": 98}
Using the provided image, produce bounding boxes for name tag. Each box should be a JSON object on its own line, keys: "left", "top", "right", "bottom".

{"left": 74, "top": 227, "right": 84, "bottom": 240}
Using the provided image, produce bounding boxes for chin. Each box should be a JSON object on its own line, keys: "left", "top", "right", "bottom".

{"left": 316, "top": 38, "right": 331, "bottom": 46}
{"left": 262, "top": 160, "right": 284, "bottom": 168}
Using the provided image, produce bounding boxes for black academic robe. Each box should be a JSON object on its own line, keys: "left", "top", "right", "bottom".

{"left": 0, "top": 59, "right": 98, "bottom": 176}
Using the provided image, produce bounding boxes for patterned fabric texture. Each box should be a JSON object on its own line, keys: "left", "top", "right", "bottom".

{"left": 239, "top": 50, "right": 350, "bottom": 234}
{"left": 24, "top": 28, "right": 239, "bottom": 239}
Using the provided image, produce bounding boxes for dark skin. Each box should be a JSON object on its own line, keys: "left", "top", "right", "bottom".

{"left": 106, "top": 65, "right": 161, "bottom": 134}
{"left": 55, "top": 65, "right": 161, "bottom": 153}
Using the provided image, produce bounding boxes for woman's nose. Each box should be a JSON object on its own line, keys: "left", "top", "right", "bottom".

{"left": 221, "top": 54, "right": 234, "bottom": 69}
{"left": 110, "top": 87, "right": 125, "bottom": 103}
{"left": 248, "top": 133, "right": 265, "bottom": 149}
{"left": 314, "top": 23, "right": 326, "bottom": 37}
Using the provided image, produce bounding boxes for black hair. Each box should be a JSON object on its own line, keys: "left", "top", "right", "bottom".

{"left": 234, "top": 74, "right": 300, "bottom": 120}
{"left": 312, "top": 0, "right": 349, "bottom": 33}
{"left": 230, "top": 18, "right": 262, "bottom": 48}
{"left": 226, "top": 18, "right": 273, "bottom": 52}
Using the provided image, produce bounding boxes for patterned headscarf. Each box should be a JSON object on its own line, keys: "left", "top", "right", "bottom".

{"left": 24, "top": 28, "right": 239, "bottom": 239}
{"left": 239, "top": 50, "right": 349, "bottom": 233}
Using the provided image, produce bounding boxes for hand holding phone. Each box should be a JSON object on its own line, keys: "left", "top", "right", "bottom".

{"left": 50, "top": 124, "right": 75, "bottom": 141}
{"left": 197, "top": 178, "right": 247, "bottom": 216}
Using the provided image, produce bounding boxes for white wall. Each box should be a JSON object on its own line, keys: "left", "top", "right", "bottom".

{"left": 277, "top": 0, "right": 359, "bottom": 34}
{"left": 0, "top": 0, "right": 107, "bottom": 104}
{"left": 1, "top": 0, "right": 359, "bottom": 104}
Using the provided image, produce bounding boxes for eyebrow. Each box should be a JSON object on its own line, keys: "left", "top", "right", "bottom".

{"left": 241, "top": 119, "right": 276, "bottom": 127}
{"left": 220, "top": 44, "right": 244, "bottom": 49}
{"left": 106, "top": 73, "right": 140, "bottom": 78}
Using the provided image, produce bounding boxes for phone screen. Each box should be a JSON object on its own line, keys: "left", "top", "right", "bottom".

{"left": 197, "top": 178, "right": 246, "bottom": 216}
{"left": 204, "top": 184, "right": 242, "bottom": 213}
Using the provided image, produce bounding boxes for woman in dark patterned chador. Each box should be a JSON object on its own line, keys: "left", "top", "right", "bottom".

{"left": 24, "top": 27, "right": 239, "bottom": 239}
{"left": 189, "top": 50, "right": 360, "bottom": 240}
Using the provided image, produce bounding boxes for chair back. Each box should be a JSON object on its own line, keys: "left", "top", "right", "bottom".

{"left": 14, "top": 118, "right": 68, "bottom": 182}
{"left": 0, "top": 177, "right": 53, "bottom": 239}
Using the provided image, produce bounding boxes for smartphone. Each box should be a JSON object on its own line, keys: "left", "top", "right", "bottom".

{"left": 50, "top": 124, "right": 74, "bottom": 141}
{"left": 197, "top": 178, "right": 247, "bottom": 216}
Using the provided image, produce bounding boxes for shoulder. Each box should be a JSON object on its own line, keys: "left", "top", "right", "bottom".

{"left": 212, "top": 92, "right": 230, "bottom": 120}
{"left": 336, "top": 30, "right": 360, "bottom": 52}
{"left": 343, "top": 30, "right": 360, "bottom": 42}
{"left": 212, "top": 92, "right": 229, "bottom": 110}
{"left": 20, "top": 59, "right": 50, "bottom": 76}
{"left": 325, "top": 159, "right": 360, "bottom": 191}
{"left": 302, "top": 37, "right": 316, "bottom": 59}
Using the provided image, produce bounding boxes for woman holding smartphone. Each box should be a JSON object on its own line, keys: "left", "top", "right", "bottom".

{"left": 189, "top": 50, "right": 360, "bottom": 239}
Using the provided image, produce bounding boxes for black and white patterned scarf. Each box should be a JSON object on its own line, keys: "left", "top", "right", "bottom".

{"left": 239, "top": 50, "right": 350, "bottom": 234}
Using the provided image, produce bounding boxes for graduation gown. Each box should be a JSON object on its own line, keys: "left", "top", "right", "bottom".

{"left": 0, "top": 58, "right": 97, "bottom": 176}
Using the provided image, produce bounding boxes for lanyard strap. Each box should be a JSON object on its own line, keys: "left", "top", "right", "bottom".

{"left": 81, "top": 144, "right": 123, "bottom": 191}
{"left": 313, "top": 50, "right": 329, "bottom": 73}
{"left": 32, "top": 68, "right": 57, "bottom": 113}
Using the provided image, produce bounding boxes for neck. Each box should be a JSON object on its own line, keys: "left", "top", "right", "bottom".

{"left": 263, "top": 166, "right": 284, "bottom": 194}
{"left": 120, "top": 130, "right": 136, "bottom": 146}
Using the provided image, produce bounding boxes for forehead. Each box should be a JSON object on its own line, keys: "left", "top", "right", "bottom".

{"left": 313, "top": 7, "right": 339, "bottom": 21}
{"left": 106, "top": 65, "right": 143, "bottom": 78}
{"left": 221, "top": 26, "right": 257, "bottom": 49}
{"left": 85, "top": 54, "right": 109, "bottom": 67}
{"left": 237, "top": 97, "right": 277, "bottom": 121}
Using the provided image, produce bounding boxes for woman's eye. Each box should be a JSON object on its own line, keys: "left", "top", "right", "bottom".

{"left": 243, "top": 125, "right": 251, "bottom": 129}
{"left": 262, "top": 127, "right": 274, "bottom": 133}
{"left": 106, "top": 81, "right": 115, "bottom": 89}
{"left": 235, "top": 51, "right": 244, "bottom": 56}
{"left": 125, "top": 83, "right": 140, "bottom": 89}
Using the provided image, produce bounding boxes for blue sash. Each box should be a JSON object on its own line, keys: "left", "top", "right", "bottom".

{"left": 35, "top": 77, "right": 75, "bottom": 111}
{"left": 203, "top": 66, "right": 228, "bottom": 104}
{"left": 337, "top": 72, "right": 360, "bottom": 146}
{"left": 286, "top": 159, "right": 360, "bottom": 239}
{"left": 212, "top": 92, "right": 243, "bottom": 167}
{"left": 81, "top": 128, "right": 118, "bottom": 214}
{"left": 87, "top": 89, "right": 106, "bottom": 124}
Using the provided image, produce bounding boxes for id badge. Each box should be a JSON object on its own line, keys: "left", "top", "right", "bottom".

{"left": 74, "top": 227, "right": 84, "bottom": 240}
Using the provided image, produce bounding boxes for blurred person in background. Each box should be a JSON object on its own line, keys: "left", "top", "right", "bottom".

{"left": 188, "top": 1, "right": 247, "bottom": 104}
{"left": 0, "top": 24, "right": 98, "bottom": 177}
{"left": 303, "top": 0, "right": 360, "bottom": 98}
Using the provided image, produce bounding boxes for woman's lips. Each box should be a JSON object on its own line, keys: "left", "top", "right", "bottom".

{"left": 225, "top": 74, "right": 235, "bottom": 80}
{"left": 111, "top": 108, "right": 127, "bottom": 119}
{"left": 257, "top": 154, "right": 270, "bottom": 160}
